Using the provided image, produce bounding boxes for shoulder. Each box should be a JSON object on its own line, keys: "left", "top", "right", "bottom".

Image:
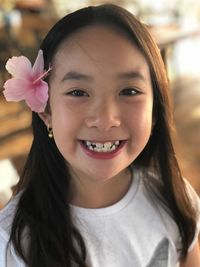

{"left": 0, "top": 229, "right": 25, "bottom": 267}
{"left": 0, "top": 193, "right": 20, "bottom": 235}
{"left": 0, "top": 194, "right": 19, "bottom": 246}
{"left": 183, "top": 179, "right": 200, "bottom": 251}
{"left": 0, "top": 193, "right": 25, "bottom": 267}
{"left": 184, "top": 179, "right": 200, "bottom": 211}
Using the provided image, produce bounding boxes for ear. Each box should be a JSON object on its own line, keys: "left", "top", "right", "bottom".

{"left": 152, "top": 111, "right": 157, "bottom": 128}
{"left": 151, "top": 116, "right": 156, "bottom": 136}
{"left": 38, "top": 112, "right": 52, "bottom": 127}
{"left": 152, "top": 117, "right": 156, "bottom": 128}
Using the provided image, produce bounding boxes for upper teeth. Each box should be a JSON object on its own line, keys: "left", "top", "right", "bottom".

{"left": 85, "top": 141, "right": 120, "bottom": 152}
{"left": 86, "top": 141, "right": 119, "bottom": 147}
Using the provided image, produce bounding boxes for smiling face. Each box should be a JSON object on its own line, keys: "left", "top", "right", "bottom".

{"left": 41, "top": 25, "right": 153, "bottom": 183}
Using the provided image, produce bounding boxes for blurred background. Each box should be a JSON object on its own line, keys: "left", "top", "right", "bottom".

{"left": 0, "top": 0, "right": 200, "bottom": 208}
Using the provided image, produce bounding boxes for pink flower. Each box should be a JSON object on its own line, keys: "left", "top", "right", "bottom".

{"left": 3, "top": 50, "right": 51, "bottom": 112}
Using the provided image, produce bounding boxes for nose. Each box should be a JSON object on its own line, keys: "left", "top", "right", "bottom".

{"left": 85, "top": 99, "right": 121, "bottom": 131}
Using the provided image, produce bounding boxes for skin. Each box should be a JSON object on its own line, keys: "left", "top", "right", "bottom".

{"left": 180, "top": 240, "right": 200, "bottom": 267}
{"left": 39, "top": 25, "right": 200, "bottom": 265}
{"left": 40, "top": 25, "right": 154, "bottom": 208}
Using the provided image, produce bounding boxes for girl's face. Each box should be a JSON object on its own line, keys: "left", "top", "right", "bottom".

{"left": 43, "top": 25, "right": 153, "bottom": 182}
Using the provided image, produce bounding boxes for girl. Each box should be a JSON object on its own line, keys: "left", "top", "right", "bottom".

{"left": 0, "top": 4, "right": 200, "bottom": 267}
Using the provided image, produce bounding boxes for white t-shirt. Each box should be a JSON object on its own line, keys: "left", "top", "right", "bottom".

{"left": 0, "top": 171, "right": 200, "bottom": 267}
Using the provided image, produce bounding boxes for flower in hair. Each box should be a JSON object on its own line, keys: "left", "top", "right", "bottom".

{"left": 3, "top": 50, "right": 51, "bottom": 112}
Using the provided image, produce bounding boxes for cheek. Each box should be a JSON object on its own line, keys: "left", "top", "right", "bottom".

{"left": 50, "top": 104, "right": 84, "bottom": 147}
{"left": 52, "top": 113, "right": 75, "bottom": 137}
{"left": 126, "top": 102, "right": 153, "bottom": 141}
{"left": 50, "top": 97, "right": 76, "bottom": 126}
{"left": 50, "top": 112, "right": 77, "bottom": 160}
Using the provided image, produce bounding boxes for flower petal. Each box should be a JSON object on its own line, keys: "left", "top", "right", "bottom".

{"left": 35, "top": 81, "right": 49, "bottom": 103}
{"left": 3, "top": 49, "right": 49, "bottom": 112}
{"left": 32, "top": 50, "right": 44, "bottom": 77}
{"left": 5, "top": 56, "right": 32, "bottom": 78}
{"left": 25, "top": 90, "right": 47, "bottom": 112}
{"left": 3, "top": 78, "right": 31, "bottom": 101}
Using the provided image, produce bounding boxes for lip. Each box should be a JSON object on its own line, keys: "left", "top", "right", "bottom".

{"left": 81, "top": 139, "right": 121, "bottom": 143}
{"left": 79, "top": 140, "right": 127, "bottom": 160}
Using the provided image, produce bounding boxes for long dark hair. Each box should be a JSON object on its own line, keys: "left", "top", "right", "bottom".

{"left": 9, "top": 4, "right": 196, "bottom": 266}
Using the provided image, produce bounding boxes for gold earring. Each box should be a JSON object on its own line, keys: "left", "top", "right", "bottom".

{"left": 47, "top": 124, "right": 53, "bottom": 138}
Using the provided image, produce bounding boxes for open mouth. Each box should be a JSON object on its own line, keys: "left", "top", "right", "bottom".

{"left": 80, "top": 140, "right": 124, "bottom": 153}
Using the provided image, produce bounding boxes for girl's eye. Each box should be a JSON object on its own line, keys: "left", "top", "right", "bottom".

{"left": 120, "top": 88, "right": 139, "bottom": 96}
{"left": 67, "top": 89, "right": 88, "bottom": 97}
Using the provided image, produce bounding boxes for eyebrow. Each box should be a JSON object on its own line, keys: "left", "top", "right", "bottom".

{"left": 61, "top": 71, "right": 94, "bottom": 82}
{"left": 116, "top": 71, "right": 146, "bottom": 82}
{"left": 61, "top": 70, "right": 146, "bottom": 83}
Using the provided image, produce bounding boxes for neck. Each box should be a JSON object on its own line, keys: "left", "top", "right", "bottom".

{"left": 70, "top": 167, "right": 132, "bottom": 209}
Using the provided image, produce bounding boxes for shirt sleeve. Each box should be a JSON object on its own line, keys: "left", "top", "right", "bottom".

{"left": 184, "top": 179, "right": 200, "bottom": 252}
{"left": 0, "top": 229, "right": 25, "bottom": 267}
{"left": 0, "top": 230, "right": 8, "bottom": 267}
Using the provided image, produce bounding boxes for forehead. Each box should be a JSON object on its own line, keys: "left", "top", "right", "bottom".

{"left": 52, "top": 25, "right": 150, "bottom": 78}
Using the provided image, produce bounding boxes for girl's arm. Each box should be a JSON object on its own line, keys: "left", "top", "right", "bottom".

{"left": 180, "top": 240, "right": 200, "bottom": 267}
